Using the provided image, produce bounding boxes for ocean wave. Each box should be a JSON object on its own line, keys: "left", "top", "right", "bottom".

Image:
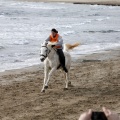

{"left": 71, "top": 23, "right": 85, "bottom": 26}
{"left": 4, "top": 1, "right": 65, "bottom": 10}
{"left": 20, "top": 2, "right": 65, "bottom": 10}
{"left": 0, "top": 46, "right": 4, "bottom": 50}
{"left": 58, "top": 25, "right": 72, "bottom": 29}
{"left": 85, "top": 20, "right": 92, "bottom": 23}
{"left": 70, "top": 43, "right": 120, "bottom": 56}
{"left": 83, "top": 30, "right": 120, "bottom": 33}
{"left": 95, "top": 17, "right": 110, "bottom": 21}
{"left": 90, "top": 4, "right": 107, "bottom": 10}
{"left": 0, "top": 55, "right": 4, "bottom": 58}
{"left": 0, "top": 57, "right": 40, "bottom": 73}
{"left": 90, "top": 5, "right": 99, "bottom": 7}
{"left": 13, "top": 40, "right": 29, "bottom": 45}
{"left": 95, "top": 18, "right": 104, "bottom": 21}
{"left": 72, "top": 21, "right": 91, "bottom": 26}
{"left": 88, "top": 13, "right": 100, "bottom": 16}
{"left": 58, "top": 2, "right": 66, "bottom": 4}
{"left": 0, "top": 44, "right": 4, "bottom": 50}
{"left": 109, "top": 6, "right": 115, "bottom": 9}
{"left": 63, "top": 31, "right": 75, "bottom": 36}
{"left": 0, "top": 14, "right": 5, "bottom": 18}
{"left": 13, "top": 60, "right": 23, "bottom": 63}
{"left": 30, "top": 6, "right": 64, "bottom": 10}
{"left": 13, "top": 52, "right": 36, "bottom": 59}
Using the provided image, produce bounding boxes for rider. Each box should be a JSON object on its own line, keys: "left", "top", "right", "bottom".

{"left": 45, "top": 28, "right": 68, "bottom": 73}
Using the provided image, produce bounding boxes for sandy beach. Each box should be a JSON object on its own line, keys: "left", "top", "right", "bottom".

{"left": 0, "top": 48, "right": 120, "bottom": 120}
{"left": 16, "top": 0, "right": 120, "bottom": 6}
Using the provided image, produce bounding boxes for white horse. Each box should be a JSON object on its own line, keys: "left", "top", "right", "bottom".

{"left": 40, "top": 42, "right": 79, "bottom": 92}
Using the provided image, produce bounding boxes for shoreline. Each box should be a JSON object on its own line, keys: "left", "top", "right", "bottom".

{"left": 0, "top": 47, "right": 119, "bottom": 74}
{"left": 0, "top": 47, "right": 120, "bottom": 84}
{"left": 15, "top": 0, "right": 120, "bottom": 6}
{"left": 0, "top": 47, "right": 120, "bottom": 75}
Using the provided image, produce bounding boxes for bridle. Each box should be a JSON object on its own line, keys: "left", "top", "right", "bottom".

{"left": 40, "top": 45, "right": 51, "bottom": 59}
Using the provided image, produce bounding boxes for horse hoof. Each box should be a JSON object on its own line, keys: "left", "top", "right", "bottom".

{"left": 41, "top": 89, "right": 45, "bottom": 93}
{"left": 68, "top": 81, "right": 71, "bottom": 86}
{"left": 68, "top": 81, "right": 73, "bottom": 87}
{"left": 63, "top": 88, "right": 68, "bottom": 90}
{"left": 44, "top": 86, "right": 48, "bottom": 89}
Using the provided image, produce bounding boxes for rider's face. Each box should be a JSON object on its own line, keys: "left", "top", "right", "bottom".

{"left": 51, "top": 31, "right": 57, "bottom": 37}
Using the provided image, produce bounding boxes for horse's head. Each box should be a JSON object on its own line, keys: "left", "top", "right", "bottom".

{"left": 40, "top": 42, "right": 57, "bottom": 62}
{"left": 40, "top": 42, "right": 49, "bottom": 62}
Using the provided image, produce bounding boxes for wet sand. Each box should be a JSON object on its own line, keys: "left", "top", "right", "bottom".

{"left": 16, "top": 0, "right": 120, "bottom": 6}
{"left": 0, "top": 48, "right": 120, "bottom": 120}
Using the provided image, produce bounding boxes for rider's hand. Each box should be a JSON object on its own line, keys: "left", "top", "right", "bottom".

{"left": 51, "top": 45, "right": 55, "bottom": 48}
{"left": 79, "top": 109, "right": 92, "bottom": 120}
{"left": 103, "top": 107, "right": 120, "bottom": 120}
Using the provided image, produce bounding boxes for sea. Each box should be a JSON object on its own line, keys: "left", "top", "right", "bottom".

{"left": 0, "top": 0, "right": 120, "bottom": 72}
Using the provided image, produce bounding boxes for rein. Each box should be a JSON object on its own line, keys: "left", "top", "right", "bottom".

{"left": 40, "top": 45, "right": 57, "bottom": 59}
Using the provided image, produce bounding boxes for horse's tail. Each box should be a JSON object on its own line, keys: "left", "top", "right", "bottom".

{"left": 64, "top": 42, "right": 80, "bottom": 51}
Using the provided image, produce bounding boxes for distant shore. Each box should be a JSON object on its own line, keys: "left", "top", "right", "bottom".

{"left": 15, "top": 0, "right": 120, "bottom": 6}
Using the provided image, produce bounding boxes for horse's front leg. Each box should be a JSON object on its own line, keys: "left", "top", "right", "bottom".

{"left": 45, "top": 67, "right": 56, "bottom": 87}
{"left": 41, "top": 65, "right": 49, "bottom": 93}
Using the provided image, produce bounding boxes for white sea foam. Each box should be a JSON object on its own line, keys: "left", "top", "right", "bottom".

{"left": 106, "top": 17, "right": 110, "bottom": 19}
{"left": 58, "top": 25, "right": 72, "bottom": 28}
{"left": 20, "top": 2, "right": 65, "bottom": 10}
{"left": 63, "top": 31, "right": 75, "bottom": 36}
{"left": 95, "top": 17, "right": 110, "bottom": 22}
{"left": 0, "top": 15, "right": 5, "bottom": 18}
{"left": 0, "top": 57, "right": 40, "bottom": 72}
{"left": 116, "top": 30, "right": 120, "bottom": 32}
{"left": 109, "top": 6, "right": 115, "bottom": 9}
{"left": 58, "top": 2, "right": 66, "bottom": 4}
{"left": 13, "top": 40, "right": 29, "bottom": 45}
{"left": 96, "top": 18, "right": 104, "bottom": 21}
{"left": 0, "top": 43, "right": 4, "bottom": 50}
{"left": 70, "top": 43, "right": 120, "bottom": 56}
{"left": 70, "top": 20, "right": 92, "bottom": 27}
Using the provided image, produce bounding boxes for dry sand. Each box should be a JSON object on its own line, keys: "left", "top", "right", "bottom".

{"left": 16, "top": 0, "right": 120, "bottom": 6}
{"left": 0, "top": 48, "right": 120, "bottom": 120}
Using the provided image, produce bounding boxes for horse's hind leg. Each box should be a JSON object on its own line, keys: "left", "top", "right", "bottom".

{"left": 64, "top": 71, "right": 69, "bottom": 90}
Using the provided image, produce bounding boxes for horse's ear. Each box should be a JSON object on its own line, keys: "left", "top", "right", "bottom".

{"left": 45, "top": 42, "right": 48, "bottom": 46}
{"left": 41, "top": 42, "right": 47, "bottom": 46}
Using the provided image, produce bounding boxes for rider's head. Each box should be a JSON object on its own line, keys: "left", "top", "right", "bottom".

{"left": 51, "top": 28, "right": 58, "bottom": 37}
